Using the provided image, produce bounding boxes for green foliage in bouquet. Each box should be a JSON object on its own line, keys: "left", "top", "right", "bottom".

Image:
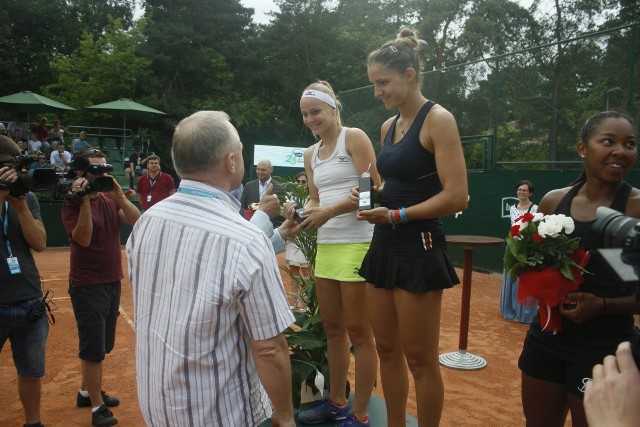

{"left": 504, "top": 212, "right": 588, "bottom": 280}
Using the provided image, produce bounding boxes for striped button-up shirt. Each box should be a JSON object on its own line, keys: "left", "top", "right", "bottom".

{"left": 126, "top": 179, "right": 295, "bottom": 427}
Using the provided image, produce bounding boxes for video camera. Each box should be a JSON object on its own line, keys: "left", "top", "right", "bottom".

{"left": 0, "top": 155, "right": 57, "bottom": 196}
{"left": 54, "top": 157, "right": 114, "bottom": 200}
{"left": 591, "top": 206, "right": 640, "bottom": 298}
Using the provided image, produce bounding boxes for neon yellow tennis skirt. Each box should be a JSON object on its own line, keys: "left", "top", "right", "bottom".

{"left": 315, "top": 243, "right": 370, "bottom": 282}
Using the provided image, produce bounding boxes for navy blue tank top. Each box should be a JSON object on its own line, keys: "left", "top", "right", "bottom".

{"left": 376, "top": 101, "right": 442, "bottom": 235}
{"left": 546, "top": 181, "right": 634, "bottom": 335}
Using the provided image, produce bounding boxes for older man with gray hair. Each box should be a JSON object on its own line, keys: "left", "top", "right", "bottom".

{"left": 126, "top": 111, "right": 296, "bottom": 427}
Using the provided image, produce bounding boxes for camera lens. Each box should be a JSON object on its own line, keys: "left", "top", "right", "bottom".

{"left": 592, "top": 206, "right": 640, "bottom": 250}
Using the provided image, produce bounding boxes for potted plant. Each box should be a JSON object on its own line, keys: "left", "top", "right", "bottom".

{"left": 276, "top": 176, "right": 335, "bottom": 407}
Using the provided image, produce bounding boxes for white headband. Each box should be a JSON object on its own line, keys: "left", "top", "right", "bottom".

{"left": 300, "top": 89, "right": 337, "bottom": 109}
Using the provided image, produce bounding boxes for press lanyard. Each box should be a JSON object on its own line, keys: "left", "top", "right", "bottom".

{"left": 259, "top": 180, "right": 270, "bottom": 198}
{"left": 149, "top": 173, "right": 160, "bottom": 193}
{"left": 2, "top": 201, "right": 13, "bottom": 257}
{"left": 177, "top": 186, "right": 222, "bottom": 200}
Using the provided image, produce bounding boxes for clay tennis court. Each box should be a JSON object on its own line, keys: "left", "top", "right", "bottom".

{"left": 1, "top": 247, "right": 571, "bottom": 426}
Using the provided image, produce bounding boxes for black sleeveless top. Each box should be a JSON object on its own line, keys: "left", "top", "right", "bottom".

{"left": 376, "top": 101, "right": 442, "bottom": 235}
{"left": 542, "top": 181, "right": 634, "bottom": 335}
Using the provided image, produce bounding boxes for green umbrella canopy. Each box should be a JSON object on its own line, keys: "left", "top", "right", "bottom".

{"left": 0, "top": 91, "right": 76, "bottom": 122}
{"left": 86, "top": 98, "right": 166, "bottom": 157}
{"left": 86, "top": 98, "right": 165, "bottom": 115}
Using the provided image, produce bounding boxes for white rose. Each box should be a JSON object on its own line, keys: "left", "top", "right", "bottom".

{"left": 537, "top": 216, "right": 563, "bottom": 238}
{"left": 560, "top": 215, "right": 575, "bottom": 234}
{"left": 532, "top": 213, "right": 544, "bottom": 222}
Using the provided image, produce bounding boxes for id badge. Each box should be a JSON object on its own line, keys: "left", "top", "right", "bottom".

{"left": 7, "top": 256, "right": 21, "bottom": 275}
{"left": 146, "top": 195, "right": 152, "bottom": 202}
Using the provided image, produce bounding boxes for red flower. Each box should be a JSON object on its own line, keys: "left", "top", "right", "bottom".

{"left": 510, "top": 225, "right": 520, "bottom": 237}
{"left": 514, "top": 212, "right": 535, "bottom": 223}
{"left": 532, "top": 232, "right": 542, "bottom": 243}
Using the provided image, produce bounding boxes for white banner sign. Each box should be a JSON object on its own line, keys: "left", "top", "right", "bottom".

{"left": 253, "top": 145, "right": 306, "bottom": 168}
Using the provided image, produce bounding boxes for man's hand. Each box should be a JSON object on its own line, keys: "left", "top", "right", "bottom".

{"left": 0, "top": 166, "right": 17, "bottom": 202}
{"left": 277, "top": 201, "right": 299, "bottom": 240}
{"left": 257, "top": 184, "right": 280, "bottom": 219}
{"left": 584, "top": 341, "right": 640, "bottom": 427}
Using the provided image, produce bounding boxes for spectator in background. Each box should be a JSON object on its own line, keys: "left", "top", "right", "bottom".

{"left": 38, "top": 132, "right": 51, "bottom": 158}
{"left": 7, "top": 115, "right": 29, "bottom": 144}
{"left": 240, "top": 159, "right": 285, "bottom": 222}
{"left": 16, "top": 139, "right": 28, "bottom": 156}
{"left": 71, "top": 131, "right": 89, "bottom": 154}
{"left": 31, "top": 154, "right": 52, "bottom": 170}
{"left": 124, "top": 147, "right": 147, "bottom": 190}
{"left": 27, "top": 131, "right": 42, "bottom": 156}
{"left": 35, "top": 118, "right": 49, "bottom": 142}
{"left": 135, "top": 154, "right": 175, "bottom": 211}
{"left": 50, "top": 144, "right": 72, "bottom": 172}
{"left": 0, "top": 135, "right": 48, "bottom": 427}
{"left": 50, "top": 120, "right": 64, "bottom": 150}
{"left": 11, "top": 129, "right": 25, "bottom": 145}
{"left": 500, "top": 179, "right": 538, "bottom": 323}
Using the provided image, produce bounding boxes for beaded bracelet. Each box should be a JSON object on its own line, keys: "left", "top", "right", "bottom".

{"left": 330, "top": 205, "right": 336, "bottom": 217}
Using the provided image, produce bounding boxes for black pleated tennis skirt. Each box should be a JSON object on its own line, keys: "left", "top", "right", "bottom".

{"left": 358, "top": 227, "right": 459, "bottom": 292}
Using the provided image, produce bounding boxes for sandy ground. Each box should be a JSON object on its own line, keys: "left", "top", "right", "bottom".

{"left": 0, "top": 247, "right": 572, "bottom": 426}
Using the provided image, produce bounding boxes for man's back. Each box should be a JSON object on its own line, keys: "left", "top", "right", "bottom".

{"left": 127, "top": 181, "right": 293, "bottom": 427}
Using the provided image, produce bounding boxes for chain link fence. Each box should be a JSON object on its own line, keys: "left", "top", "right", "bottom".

{"left": 339, "top": 23, "right": 639, "bottom": 170}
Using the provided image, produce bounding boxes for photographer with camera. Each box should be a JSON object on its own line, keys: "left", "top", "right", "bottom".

{"left": 0, "top": 136, "right": 48, "bottom": 427}
{"left": 61, "top": 148, "right": 140, "bottom": 427}
{"left": 518, "top": 111, "right": 640, "bottom": 427}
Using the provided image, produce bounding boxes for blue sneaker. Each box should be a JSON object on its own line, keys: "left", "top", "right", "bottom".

{"left": 297, "top": 399, "right": 350, "bottom": 424}
{"left": 339, "top": 412, "right": 370, "bottom": 426}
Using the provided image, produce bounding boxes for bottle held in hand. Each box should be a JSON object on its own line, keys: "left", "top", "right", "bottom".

{"left": 358, "top": 163, "right": 373, "bottom": 211}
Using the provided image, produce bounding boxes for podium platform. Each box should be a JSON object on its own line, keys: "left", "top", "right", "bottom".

{"left": 259, "top": 394, "right": 418, "bottom": 426}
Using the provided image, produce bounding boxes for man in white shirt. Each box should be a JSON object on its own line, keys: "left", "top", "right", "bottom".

{"left": 126, "top": 111, "right": 296, "bottom": 427}
{"left": 50, "top": 143, "right": 72, "bottom": 172}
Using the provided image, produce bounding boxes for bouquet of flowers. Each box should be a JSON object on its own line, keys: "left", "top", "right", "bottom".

{"left": 504, "top": 212, "right": 591, "bottom": 332}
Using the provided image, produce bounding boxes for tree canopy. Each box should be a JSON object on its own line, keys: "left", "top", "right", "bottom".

{"left": 0, "top": 0, "right": 637, "bottom": 172}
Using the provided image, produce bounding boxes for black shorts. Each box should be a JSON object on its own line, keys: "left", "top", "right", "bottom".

{"left": 69, "top": 282, "right": 121, "bottom": 362}
{"left": 359, "top": 228, "right": 459, "bottom": 292}
{"left": 518, "top": 326, "right": 639, "bottom": 397}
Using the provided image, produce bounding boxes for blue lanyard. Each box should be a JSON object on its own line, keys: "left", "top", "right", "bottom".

{"left": 177, "top": 186, "right": 222, "bottom": 200}
{"left": 1, "top": 201, "right": 12, "bottom": 256}
{"left": 149, "top": 173, "right": 160, "bottom": 193}
{"left": 259, "top": 180, "right": 270, "bottom": 198}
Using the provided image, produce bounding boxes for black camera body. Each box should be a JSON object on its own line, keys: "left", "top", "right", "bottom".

{"left": 0, "top": 155, "right": 57, "bottom": 196}
{"left": 55, "top": 159, "right": 115, "bottom": 200}
{"left": 591, "top": 206, "right": 640, "bottom": 293}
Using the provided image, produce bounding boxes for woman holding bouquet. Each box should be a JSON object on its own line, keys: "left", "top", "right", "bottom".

{"left": 500, "top": 180, "right": 539, "bottom": 323}
{"left": 519, "top": 111, "right": 640, "bottom": 427}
